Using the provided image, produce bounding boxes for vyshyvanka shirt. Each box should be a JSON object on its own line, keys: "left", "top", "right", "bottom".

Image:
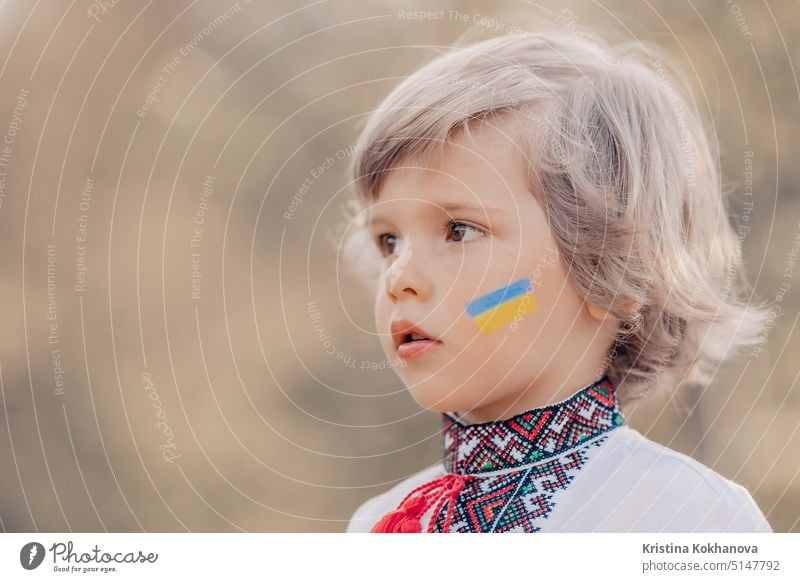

{"left": 347, "top": 375, "right": 772, "bottom": 533}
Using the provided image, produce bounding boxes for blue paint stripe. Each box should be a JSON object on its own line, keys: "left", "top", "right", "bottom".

{"left": 465, "top": 277, "right": 533, "bottom": 317}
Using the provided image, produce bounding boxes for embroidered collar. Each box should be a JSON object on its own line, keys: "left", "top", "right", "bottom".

{"left": 441, "top": 375, "right": 625, "bottom": 475}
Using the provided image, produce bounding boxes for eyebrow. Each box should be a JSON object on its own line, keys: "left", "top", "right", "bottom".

{"left": 366, "top": 201, "right": 507, "bottom": 226}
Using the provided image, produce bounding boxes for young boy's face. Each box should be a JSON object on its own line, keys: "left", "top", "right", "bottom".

{"left": 367, "top": 120, "right": 616, "bottom": 423}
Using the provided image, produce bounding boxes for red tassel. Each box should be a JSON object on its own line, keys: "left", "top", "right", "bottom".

{"left": 370, "top": 473, "right": 474, "bottom": 533}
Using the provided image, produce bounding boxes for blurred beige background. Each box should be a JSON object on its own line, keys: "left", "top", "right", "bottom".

{"left": 0, "top": 0, "right": 797, "bottom": 532}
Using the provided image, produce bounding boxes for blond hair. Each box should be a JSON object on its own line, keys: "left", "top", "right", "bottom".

{"left": 341, "top": 26, "right": 771, "bottom": 408}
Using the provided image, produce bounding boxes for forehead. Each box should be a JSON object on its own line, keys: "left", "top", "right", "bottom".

{"left": 369, "top": 121, "right": 529, "bottom": 213}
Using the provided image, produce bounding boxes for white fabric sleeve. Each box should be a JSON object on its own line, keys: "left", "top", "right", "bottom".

{"left": 544, "top": 426, "right": 774, "bottom": 533}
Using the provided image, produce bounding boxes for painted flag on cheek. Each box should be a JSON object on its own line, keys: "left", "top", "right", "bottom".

{"left": 465, "top": 277, "right": 538, "bottom": 333}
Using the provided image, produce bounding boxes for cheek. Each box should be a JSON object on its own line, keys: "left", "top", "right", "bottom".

{"left": 374, "top": 288, "right": 391, "bottom": 338}
{"left": 455, "top": 254, "right": 568, "bottom": 345}
{"left": 461, "top": 277, "right": 539, "bottom": 336}
{"left": 529, "top": 243, "right": 569, "bottom": 306}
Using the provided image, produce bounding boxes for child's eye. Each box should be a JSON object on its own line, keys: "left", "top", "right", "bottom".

{"left": 446, "top": 220, "right": 485, "bottom": 243}
{"left": 375, "top": 233, "right": 398, "bottom": 257}
{"left": 374, "top": 221, "right": 484, "bottom": 258}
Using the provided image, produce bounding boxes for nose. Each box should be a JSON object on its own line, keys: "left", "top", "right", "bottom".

{"left": 383, "top": 238, "right": 432, "bottom": 301}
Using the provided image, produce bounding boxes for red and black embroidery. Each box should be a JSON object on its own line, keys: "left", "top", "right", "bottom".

{"left": 372, "top": 375, "right": 625, "bottom": 533}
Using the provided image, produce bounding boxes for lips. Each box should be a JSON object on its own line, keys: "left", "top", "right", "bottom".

{"left": 390, "top": 319, "right": 442, "bottom": 360}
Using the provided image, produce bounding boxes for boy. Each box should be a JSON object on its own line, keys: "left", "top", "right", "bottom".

{"left": 342, "top": 28, "right": 772, "bottom": 533}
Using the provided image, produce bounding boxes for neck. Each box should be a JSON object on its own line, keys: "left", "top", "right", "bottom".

{"left": 455, "top": 366, "right": 610, "bottom": 425}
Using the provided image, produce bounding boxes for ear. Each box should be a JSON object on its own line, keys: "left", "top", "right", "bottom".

{"left": 585, "top": 300, "right": 641, "bottom": 322}
{"left": 585, "top": 302, "right": 613, "bottom": 321}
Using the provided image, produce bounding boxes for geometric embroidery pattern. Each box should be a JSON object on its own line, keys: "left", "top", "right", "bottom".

{"left": 431, "top": 434, "right": 611, "bottom": 532}
{"left": 429, "top": 375, "right": 625, "bottom": 532}
{"left": 441, "top": 375, "right": 624, "bottom": 475}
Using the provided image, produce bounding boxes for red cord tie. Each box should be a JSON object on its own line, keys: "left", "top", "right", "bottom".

{"left": 370, "top": 473, "right": 475, "bottom": 533}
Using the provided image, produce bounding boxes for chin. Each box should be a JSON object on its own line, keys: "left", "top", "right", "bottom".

{"left": 404, "top": 383, "right": 468, "bottom": 413}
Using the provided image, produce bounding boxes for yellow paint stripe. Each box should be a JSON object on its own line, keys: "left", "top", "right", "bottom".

{"left": 472, "top": 292, "right": 538, "bottom": 333}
